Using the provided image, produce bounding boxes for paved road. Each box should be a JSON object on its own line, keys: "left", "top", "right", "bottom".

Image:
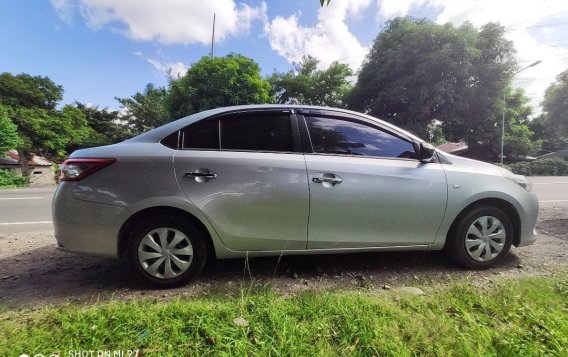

{"left": 0, "top": 186, "right": 55, "bottom": 233}
{"left": 0, "top": 176, "right": 567, "bottom": 234}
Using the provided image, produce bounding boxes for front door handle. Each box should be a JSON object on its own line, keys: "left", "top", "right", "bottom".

{"left": 185, "top": 169, "right": 217, "bottom": 182}
{"left": 312, "top": 173, "right": 343, "bottom": 186}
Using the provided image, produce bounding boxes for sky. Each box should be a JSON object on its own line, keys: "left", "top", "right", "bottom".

{"left": 1, "top": 0, "right": 567, "bottom": 114}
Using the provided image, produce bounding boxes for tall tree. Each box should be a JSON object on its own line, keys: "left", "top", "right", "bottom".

{"left": 0, "top": 104, "right": 21, "bottom": 154}
{"left": 349, "top": 18, "right": 517, "bottom": 160}
{"left": 166, "top": 54, "right": 271, "bottom": 119}
{"left": 73, "top": 102, "right": 132, "bottom": 148}
{"left": 269, "top": 55, "right": 353, "bottom": 107}
{"left": 116, "top": 84, "right": 170, "bottom": 135}
{"left": 502, "top": 88, "right": 540, "bottom": 161}
{"left": 0, "top": 72, "right": 63, "bottom": 110}
{"left": 0, "top": 73, "right": 89, "bottom": 174}
{"left": 542, "top": 69, "right": 568, "bottom": 137}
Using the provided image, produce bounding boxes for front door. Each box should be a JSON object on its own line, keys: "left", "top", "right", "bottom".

{"left": 301, "top": 114, "right": 447, "bottom": 249}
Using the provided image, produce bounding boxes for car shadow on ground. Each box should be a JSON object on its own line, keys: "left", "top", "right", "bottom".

{"left": 0, "top": 244, "right": 522, "bottom": 308}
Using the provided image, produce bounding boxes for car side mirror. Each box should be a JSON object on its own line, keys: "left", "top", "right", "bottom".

{"left": 418, "top": 142, "right": 435, "bottom": 163}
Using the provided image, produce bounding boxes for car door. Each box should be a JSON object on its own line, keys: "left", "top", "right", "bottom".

{"left": 173, "top": 110, "right": 309, "bottom": 252}
{"left": 299, "top": 112, "right": 448, "bottom": 249}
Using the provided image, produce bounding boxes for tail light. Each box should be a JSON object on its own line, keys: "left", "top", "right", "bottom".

{"left": 60, "top": 158, "right": 116, "bottom": 181}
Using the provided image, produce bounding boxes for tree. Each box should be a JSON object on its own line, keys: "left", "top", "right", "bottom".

{"left": 531, "top": 69, "right": 568, "bottom": 153}
{"left": 349, "top": 18, "right": 517, "bottom": 160}
{"left": 0, "top": 72, "right": 63, "bottom": 110}
{"left": 73, "top": 102, "right": 132, "bottom": 148}
{"left": 116, "top": 84, "right": 170, "bottom": 135}
{"left": 269, "top": 55, "right": 353, "bottom": 107}
{"left": 166, "top": 54, "right": 271, "bottom": 119}
{"left": 0, "top": 72, "right": 90, "bottom": 175}
{"left": 0, "top": 104, "right": 21, "bottom": 154}
{"left": 502, "top": 88, "right": 540, "bottom": 161}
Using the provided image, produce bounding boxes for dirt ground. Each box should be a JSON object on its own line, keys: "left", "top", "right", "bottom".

{"left": 0, "top": 207, "right": 566, "bottom": 308}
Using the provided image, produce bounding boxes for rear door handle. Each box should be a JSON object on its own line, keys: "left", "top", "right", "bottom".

{"left": 312, "top": 173, "right": 343, "bottom": 186}
{"left": 185, "top": 169, "right": 217, "bottom": 182}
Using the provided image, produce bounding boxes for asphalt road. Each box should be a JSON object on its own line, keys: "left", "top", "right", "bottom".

{"left": 0, "top": 176, "right": 567, "bottom": 234}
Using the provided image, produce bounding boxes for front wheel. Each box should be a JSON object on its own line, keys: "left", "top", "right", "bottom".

{"left": 446, "top": 206, "right": 514, "bottom": 269}
{"left": 127, "top": 215, "right": 207, "bottom": 287}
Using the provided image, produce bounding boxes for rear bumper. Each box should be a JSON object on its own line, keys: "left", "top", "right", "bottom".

{"left": 52, "top": 183, "right": 125, "bottom": 258}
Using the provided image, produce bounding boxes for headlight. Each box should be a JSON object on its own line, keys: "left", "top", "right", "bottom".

{"left": 505, "top": 173, "right": 533, "bottom": 192}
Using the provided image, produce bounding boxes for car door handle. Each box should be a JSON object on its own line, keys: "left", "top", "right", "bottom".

{"left": 312, "top": 173, "right": 343, "bottom": 186}
{"left": 185, "top": 172, "right": 217, "bottom": 178}
{"left": 185, "top": 169, "right": 217, "bottom": 182}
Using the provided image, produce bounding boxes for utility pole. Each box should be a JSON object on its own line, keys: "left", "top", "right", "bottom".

{"left": 210, "top": 13, "right": 216, "bottom": 57}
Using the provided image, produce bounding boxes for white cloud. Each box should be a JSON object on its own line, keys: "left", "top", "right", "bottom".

{"left": 53, "top": 0, "right": 267, "bottom": 45}
{"left": 264, "top": 0, "right": 372, "bottom": 72}
{"left": 147, "top": 59, "right": 188, "bottom": 78}
{"left": 377, "top": 0, "right": 568, "bottom": 113}
{"left": 50, "top": 0, "right": 75, "bottom": 24}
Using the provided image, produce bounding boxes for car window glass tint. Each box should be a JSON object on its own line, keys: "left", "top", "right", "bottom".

{"left": 220, "top": 114, "right": 293, "bottom": 152}
{"left": 306, "top": 116, "right": 416, "bottom": 159}
{"left": 181, "top": 119, "right": 219, "bottom": 149}
{"left": 161, "top": 131, "right": 179, "bottom": 149}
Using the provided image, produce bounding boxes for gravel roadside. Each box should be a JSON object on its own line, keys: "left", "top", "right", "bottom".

{"left": 0, "top": 207, "right": 566, "bottom": 308}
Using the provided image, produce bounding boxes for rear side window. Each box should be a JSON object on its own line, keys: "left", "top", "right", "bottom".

{"left": 181, "top": 119, "right": 219, "bottom": 149}
{"left": 220, "top": 113, "right": 293, "bottom": 152}
{"left": 306, "top": 116, "right": 416, "bottom": 159}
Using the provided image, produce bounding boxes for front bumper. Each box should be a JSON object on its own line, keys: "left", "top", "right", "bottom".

{"left": 516, "top": 192, "right": 539, "bottom": 247}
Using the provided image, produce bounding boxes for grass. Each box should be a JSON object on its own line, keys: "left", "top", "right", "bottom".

{"left": 0, "top": 276, "right": 567, "bottom": 356}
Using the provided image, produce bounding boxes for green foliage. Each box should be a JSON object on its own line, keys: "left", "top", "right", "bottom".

{"left": 0, "top": 72, "right": 94, "bottom": 173}
{"left": 116, "top": 84, "right": 170, "bottom": 134}
{"left": 529, "top": 114, "right": 568, "bottom": 153}
{"left": 530, "top": 69, "right": 568, "bottom": 153}
{"left": 269, "top": 55, "right": 353, "bottom": 107}
{"left": 349, "top": 18, "right": 517, "bottom": 157}
{"left": 502, "top": 87, "right": 541, "bottom": 162}
{"left": 10, "top": 105, "right": 93, "bottom": 160}
{"left": 0, "top": 72, "right": 63, "bottom": 110}
{"left": 166, "top": 54, "right": 271, "bottom": 120}
{"left": 0, "top": 277, "right": 567, "bottom": 356}
{"left": 73, "top": 102, "right": 132, "bottom": 147}
{"left": 0, "top": 104, "right": 21, "bottom": 153}
{"left": 543, "top": 69, "right": 568, "bottom": 137}
{"left": 506, "top": 159, "right": 568, "bottom": 176}
{"left": 0, "top": 169, "right": 29, "bottom": 188}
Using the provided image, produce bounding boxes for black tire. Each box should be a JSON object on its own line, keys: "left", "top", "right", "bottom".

{"left": 446, "top": 206, "right": 514, "bottom": 269}
{"left": 127, "top": 215, "right": 207, "bottom": 287}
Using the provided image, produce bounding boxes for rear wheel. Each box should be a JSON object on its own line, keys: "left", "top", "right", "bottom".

{"left": 446, "top": 206, "right": 514, "bottom": 269}
{"left": 128, "top": 215, "right": 207, "bottom": 287}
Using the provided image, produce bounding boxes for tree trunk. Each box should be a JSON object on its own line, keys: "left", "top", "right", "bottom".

{"left": 17, "top": 148, "right": 32, "bottom": 176}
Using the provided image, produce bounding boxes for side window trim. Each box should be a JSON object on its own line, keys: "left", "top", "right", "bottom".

{"left": 299, "top": 114, "right": 419, "bottom": 161}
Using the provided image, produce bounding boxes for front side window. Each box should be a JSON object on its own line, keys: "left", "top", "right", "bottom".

{"left": 220, "top": 113, "right": 293, "bottom": 152}
{"left": 305, "top": 116, "right": 416, "bottom": 159}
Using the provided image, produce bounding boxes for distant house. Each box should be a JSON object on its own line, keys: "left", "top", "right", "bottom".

{"left": 436, "top": 141, "right": 470, "bottom": 156}
{"left": 0, "top": 150, "right": 55, "bottom": 185}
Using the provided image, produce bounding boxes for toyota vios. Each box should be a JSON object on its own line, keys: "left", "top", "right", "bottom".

{"left": 52, "top": 105, "right": 538, "bottom": 286}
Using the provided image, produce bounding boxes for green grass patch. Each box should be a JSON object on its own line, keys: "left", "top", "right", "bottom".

{"left": 1, "top": 277, "right": 567, "bottom": 356}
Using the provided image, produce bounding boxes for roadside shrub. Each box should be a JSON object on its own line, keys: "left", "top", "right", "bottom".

{"left": 507, "top": 159, "right": 568, "bottom": 176}
{"left": 0, "top": 169, "right": 29, "bottom": 188}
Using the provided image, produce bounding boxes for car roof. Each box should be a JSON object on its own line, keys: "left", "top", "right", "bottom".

{"left": 126, "top": 104, "right": 424, "bottom": 144}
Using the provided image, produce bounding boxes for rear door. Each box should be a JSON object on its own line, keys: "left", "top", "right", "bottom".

{"left": 173, "top": 110, "right": 309, "bottom": 251}
{"left": 299, "top": 112, "right": 448, "bottom": 249}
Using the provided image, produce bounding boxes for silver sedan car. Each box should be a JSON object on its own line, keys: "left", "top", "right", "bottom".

{"left": 53, "top": 105, "right": 538, "bottom": 286}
